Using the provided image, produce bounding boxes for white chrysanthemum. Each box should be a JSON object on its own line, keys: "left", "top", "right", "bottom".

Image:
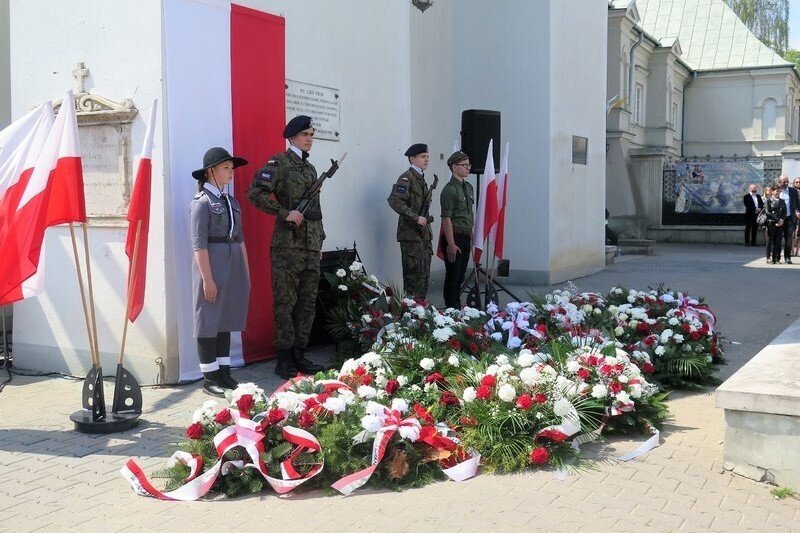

{"left": 605, "top": 356, "right": 618, "bottom": 366}
{"left": 349, "top": 261, "right": 363, "bottom": 272}
{"left": 462, "top": 306, "right": 483, "bottom": 319}
{"left": 591, "top": 384, "right": 608, "bottom": 398}
{"left": 519, "top": 367, "right": 537, "bottom": 386}
{"left": 618, "top": 374, "right": 629, "bottom": 383}
{"left": 668, "top": 317, "right": 679, "bottom": 326}
{"left": 273, "top": 391, "right": 302, "bottom": 413}
{"left": 192, "top": 400, "right": 218, "bottom": 423}
{"left": 338, "top": 285, "right": 348, "bottom": 291}
{"left": 655, "top": 346, "right": 665, "bottom": 355}
{"left": 322, "top": 396, "right": 348, "bottom": 414}
{"left": 566, "top": 360, "right": 581, "bottom": 373}
{"left": 398, "top": 423, "right": 420, "bottom": 442}
{"left": 361, "top": 414, "right": 383, "bottom": 433}
{"left": 497, "top": 383, "right": 516, "bottom": 402}
{"left": 660, "top": 293, "right": 675, "bottom": 303}
{"left": 463, "top": 387, "right": 477, "bottom": 403}
{"left": 615, "top": 391, "right": 631, "bottom": 404}
{"left": 491, "top": 332, "right": 502, "bottom": 341}
{"left": 432, "top": 326, "right": 455, "bottom": 341}
{"left": 369, "top": 274, "right": 379, "bottom": 285}
{"left": 553, "top": 397, "right": 573, "bottom": 418}
{"left": 339, "top": 358, "right": 358, "bottom": 375}
{"left": 396, "top": 375, "right": 409, "bottom": 387}
{"left": 614, "top": 327, "right": 624, "bottom": 336}
{"left": 359, "top": 351, "right": 382, "bottom": 367}
{"left": 448, "top": 354, "right": 460, "bottom": 367}
{"left": 232, "top": 383, "right": 265, "bottom": 403}
{"left": 423, "top": 382, "right": 436, "bottom": 393}
{"left": 495, "top": 354, "right": 510, "bottom": 366}
{"left": 629, "top": 383, "right": 643, "bottom": 399}
{"left": 391, "top": 398, "right": 409, "bottom": 414}
{"left": 485, "top": 364, "right": 499, "bottom": 376}
{"left": 361, "top": 314, "right": 372, "bottom": 324}
{"left": 517, "top": 349, "right": 536, "bottom": 367}
{"left": 339, "top": 389, "right": 357, "bottom": 405}
{"left": 608, "top": 305, "right": 618, "bottom": 314}
{"left": 673, "top": 334, "right": 684, "bottom": 343}
{"left": 419, "top": 358, "right": 435, "bottom": 371}
{"left": 410, "top": 384, "right": 421, "bottom": 393}
{"left": 336, "top": 268, "right": 347, "bottom": 278}
{"left": 412, "top": 307, "right": 427, "bottom": 319}
{"left": 660, "top": 329, "right": 674, "bottom": 343}
{"left": 555, "top": 376, "right": 578, "bottom": 396}
{"left": 357, "top": 385, "right": 377, "bottom": 399}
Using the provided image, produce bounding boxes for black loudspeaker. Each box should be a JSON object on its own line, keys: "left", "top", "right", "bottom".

{"left": 460, "top": 109, "right": 501, "bottom": 174}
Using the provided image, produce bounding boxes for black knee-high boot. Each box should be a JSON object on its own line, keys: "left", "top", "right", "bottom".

{"left": 215, "top": 332, "right": 238, "bottom": 389}
{"left": 198, "top": 337, "right": 225, "bottom": 397}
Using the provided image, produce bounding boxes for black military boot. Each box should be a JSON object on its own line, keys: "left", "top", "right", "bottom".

{"left": 274, "top": 349, "right": 298, "bottom": 380}
{"left": 218, "top": 365, "right": 239, "bottom": 390}
{"left": 292, "top": 347, "right": 324, "bottom": 374}
{"left": 202, "top": 370, "right": 226, "bottom": 397}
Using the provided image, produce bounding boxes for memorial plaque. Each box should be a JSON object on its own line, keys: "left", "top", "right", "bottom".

{"left": 79, "top": 123, "right": 131, "bottom": 222}
{"left": 286, "top": 80, "right": 340, "bottom": 141}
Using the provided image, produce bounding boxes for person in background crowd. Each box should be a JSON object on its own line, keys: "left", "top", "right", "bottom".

{"left": 248, "top": 115, "right": 326, "bottom": 380}
{"left": 793, "top": 178, "right": 800, "bottom": 257}
{"left": 190, "top": 147, "right": 250, "bottom": 396}
{"left": 765, "top": 186, "right": 787, "bottom": 264}
{"left": 387, "top": 143, "right": 434, "bottom": 299}
{"left": 762, "top": 186, "right": 773, "bottom": 262}
{"left": 742, "top": 183, "right": 763, "bottom": 246}
{"left": 777, "top": 175, "right": 799, "bottom": 264}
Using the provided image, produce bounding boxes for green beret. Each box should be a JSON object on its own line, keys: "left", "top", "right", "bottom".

{"left": 447, "top": 151, "right": 469, "bottom": 167}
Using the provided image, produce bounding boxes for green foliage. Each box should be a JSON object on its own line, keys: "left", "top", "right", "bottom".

{"left": 725, "top": 0, "right": 789, "bottom": 55}
{"left": 770, "top": 486, "right": 797, "bottom": 499}
{"left": 783, "top": 49, "right": 800, "bottom": 68}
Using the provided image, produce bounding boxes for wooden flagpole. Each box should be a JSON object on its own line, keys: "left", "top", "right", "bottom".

{"left": 68, "top": 223, "right": 97, "bottom": 367}
{"left": 118, "top": 220, "right": 141, "bottom": 366}
{"left": 81, "top": 223, "right": 100, "bottom": 363}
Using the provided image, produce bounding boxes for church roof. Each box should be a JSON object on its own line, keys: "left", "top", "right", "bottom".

{"left": 610, "top": 0, "right": 792, "bottom": 71}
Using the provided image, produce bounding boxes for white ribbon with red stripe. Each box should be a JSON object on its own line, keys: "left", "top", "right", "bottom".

{"left": 331, "top": 405, "right": 420, "bottom": 496}
{"left": 121, "top": 412, "right": 322, "bottom": 500}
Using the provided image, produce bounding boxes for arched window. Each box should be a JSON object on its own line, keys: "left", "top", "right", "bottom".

{"left": 762, "top": 98, "right": 777, "bottom": 140}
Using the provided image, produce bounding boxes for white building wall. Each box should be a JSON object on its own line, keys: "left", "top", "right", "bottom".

{"left": 0, "top": 0, "right": 9, "bottom": 128}
{"left": 548, "top": 0, "right": 606, "bottom": 282}
{"left": 9, "top": 0, "right": 165, "bottom": 382}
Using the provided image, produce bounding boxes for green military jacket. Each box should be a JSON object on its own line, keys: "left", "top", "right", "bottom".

{"left": 248, "top": 149, "right": 325, "bottom": 251}
{"left": 440, "top": 176, "right": 474, "bottom": 235}
{"left": 387, "top": 167, "right": 432, "bottom": 243}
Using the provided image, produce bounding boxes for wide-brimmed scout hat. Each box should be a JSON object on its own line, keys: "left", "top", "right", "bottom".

{"left": 192, "top": 147, "right": 248, "bottom": 180}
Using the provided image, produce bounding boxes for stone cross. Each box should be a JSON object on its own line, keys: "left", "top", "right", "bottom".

{"left": 72, "top": 62, "right": 89, "bottom": 94}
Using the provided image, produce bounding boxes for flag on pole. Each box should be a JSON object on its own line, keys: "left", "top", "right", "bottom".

{"left": 492, "top": 141, "right": 509, "bottom": 260}
{"left": 0, "top": 91, "right": 84, "bottom": 304}
{"left": 125, "top": 99, "right": 158, "bottom": 322}
{"left": 471, "top": 139, "right": 499, "bottom": 264}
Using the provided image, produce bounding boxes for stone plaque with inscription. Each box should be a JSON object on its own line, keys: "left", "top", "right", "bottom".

{"left": 79, "top": 124, "right": 131, "bottom": 220}
{"left": 286, "top": 80, "right": 340, "bottom": 141}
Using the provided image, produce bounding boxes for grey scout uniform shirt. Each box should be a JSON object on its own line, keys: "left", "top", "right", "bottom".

{"left": 440, "top": 176, "right": 474, "bottom": 235}
{"left": 387, "top": 167, "right": 432, "bottom": 243}
{"left": 248, "top": 148, "right": 325, "bottom": 251}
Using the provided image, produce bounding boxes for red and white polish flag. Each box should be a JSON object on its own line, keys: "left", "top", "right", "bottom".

{"left": 472, "top": 139, "right": 499, "bottom": 264}
{"left": 125, "top": 99, "right": 158, "bottom": 323}
{"left": 492, "top": 141, "right": 509, "bottom": 260}
{"left": 0, "top": 91, "right": 85, "bottom": 305}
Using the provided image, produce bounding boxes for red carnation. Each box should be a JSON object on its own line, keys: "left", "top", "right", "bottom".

{"left": 425, "top": 372, "right": 446, "bottom": 385}
{"left": 236, "top": 394, "right": 255, "bottom": 415}
{"left": 609, "top": 381, "right": 623, "bottom": 394}
{"left": 530, "top": 447, "right": 549, "bottom": 465}
{"left": 599, "top": 364, "right": 613, "bottom": 377}
{"left": 354, "top": 366, "right": 367, "bottom": 377}
{"left": 641, "top": 362, "right": 655, "bottom": 374}
{"left": 644, "top": 335, "right": 656, "bottom": 346}
{"left": 360, "top": 374, "right": 373, "bottom": 386}
{"left": 297, "top": 410, "right": 315, "bottom": 428}
{"left": 535, "top": 429, "right": 568, "bottom": 443}
{"left": 516, "top": 394, "right": 533, "bottom": 410}
{"left": 439, "top": 391, "right": 459, "bottom": 406}
{"left": 214, "top": 409, "right": 232, "bottom": 425}
{"left": 587, "top": 355, "right": 599, "bottom": 366}
{"left": 636, "top": 322, "right": 650, "bottom": 333}
{"left": 385, "top": 379, "right": 399, "bottom": 394}
{"left": 534, "top": 393, "right": 548, "bottom": 404}
{"left": 576, "top": 368, "right": 590, "bottom": 381}
{"left": 448, "top": 338, "right": 462, "bottom": 351}
{"left": 690, "top": 331, "right": 701, "bottom": 341}
{"left": 469, "top": 342, "right": 479, "bottom": 354}
{"left": 681, "top": 323, "right": 691, "bottom": 333}
{"left": 186, "top": 422, "right": 204, "bottom": 440}
{"left": 267, "top": 408, "right": 286, "bottom": 425}
{"left": 465, "top": 327, "right": 476, "bottom": 337}
{"left": 480, "top": 374, "right": 496, "bottom": 387}
{"left": 476, "top": 384, "right": 492, "bottom": 400}
{"left": 413, "top": 403, "right": 435, "bottom": 425}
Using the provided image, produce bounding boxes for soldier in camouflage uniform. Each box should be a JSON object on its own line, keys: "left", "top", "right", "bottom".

{"left": 387, "top": 143, "right": 433, "bottom": 299}
{"left": 247, "top": 115, "right": 325, "bottom": 380}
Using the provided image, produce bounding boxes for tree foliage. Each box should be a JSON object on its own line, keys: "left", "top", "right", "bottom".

{"left": 784, "top": 49, "right": 800, "bottom": 68}
{"left": 725, "top": 0, "right": 789, "bottom": 55}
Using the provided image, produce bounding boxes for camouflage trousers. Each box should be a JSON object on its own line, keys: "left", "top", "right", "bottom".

{"left": 400, "top": 240, "right": 432, "bottom": 299}
{"left": 271, "top": 247, "right": 320, "bottom": 350}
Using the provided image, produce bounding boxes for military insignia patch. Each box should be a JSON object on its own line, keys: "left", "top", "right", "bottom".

{"left": 393, "top": 183, "right": 408, "bottom": 195}
{"left": 258, "top": 170, "right": 274, "bottom": 182}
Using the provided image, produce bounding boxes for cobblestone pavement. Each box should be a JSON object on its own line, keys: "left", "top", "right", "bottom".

{"left": 1, "top": 243, "right": 799, "bottom": 532}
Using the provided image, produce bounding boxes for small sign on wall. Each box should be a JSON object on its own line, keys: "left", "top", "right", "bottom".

{"left": 286, "top": 80, "right": 340, "bottom": 141}
{"left": 572, "top": 135, "right": 588, "bottom": 165}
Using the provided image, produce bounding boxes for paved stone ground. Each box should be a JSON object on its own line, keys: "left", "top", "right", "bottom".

{"left": 1, "top": 243, "right": 799, "bottom": 532}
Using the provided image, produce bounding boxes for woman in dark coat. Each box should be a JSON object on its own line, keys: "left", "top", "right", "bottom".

{"left": 764, "top": 187, "right": 787, "bottom": 265}
{"left": 191, "top": 148, "right": 251, "bottom": 396}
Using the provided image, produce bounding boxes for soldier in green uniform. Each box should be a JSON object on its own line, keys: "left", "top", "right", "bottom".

{"left": 387, "top": 143, "right": 433, "bottom": 299}
{"left": 247, "top": 115, "right": 325, "bottom": 380}
{"left": 439, "top": 151, "right": 474, "bottom": 309}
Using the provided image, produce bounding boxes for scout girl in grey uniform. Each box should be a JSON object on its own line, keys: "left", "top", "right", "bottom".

{"left": 191, "top": 147, "right": 251, "bottom": 396}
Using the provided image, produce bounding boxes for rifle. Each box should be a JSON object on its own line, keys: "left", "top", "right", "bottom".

{"left": 418, "top": 174, "right": 439, "bottom": 227}
{"left": 289, "top": 152, "right": 347, "bottom": 237}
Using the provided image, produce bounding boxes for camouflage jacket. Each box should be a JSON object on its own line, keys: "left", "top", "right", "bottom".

{"left": 387, "top": 167, "right": 432, "bottom": 243}
{"left": 247, "top": 149, "right": 325, "bottom": 251}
